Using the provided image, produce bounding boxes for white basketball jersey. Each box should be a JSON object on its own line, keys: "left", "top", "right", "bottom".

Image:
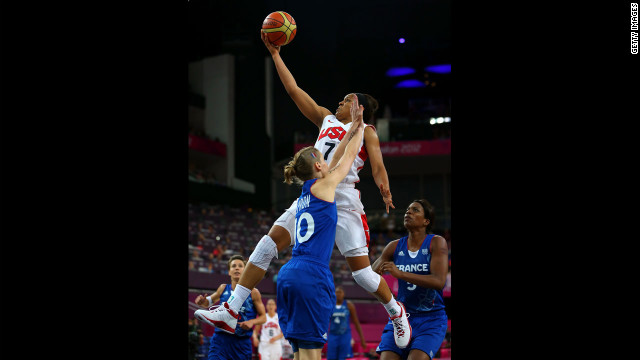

{"left": 260, "top": 313, "right": 282, "bottom": 343}
{"left": 313, "top": 114, "right": 372, "bottom": 186}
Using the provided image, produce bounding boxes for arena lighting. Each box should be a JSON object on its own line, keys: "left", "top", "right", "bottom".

{"left": 425, "top": 64, "right": 451, "bottom": 74}
{"left": 429, "top": 117, "right": 451, "bottom": 125}
{"left": 394, "top": 79, "right": 426, "bottom": 88}
{"left": 385, "top": 67, "right": 416, "bottom": 77}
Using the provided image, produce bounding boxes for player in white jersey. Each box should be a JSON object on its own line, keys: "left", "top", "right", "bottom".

{"left": 200, "top": 29, "right": 411, "bottom": 350}
{"left": 252, "top": 299, "right": 284, "bottom": 360}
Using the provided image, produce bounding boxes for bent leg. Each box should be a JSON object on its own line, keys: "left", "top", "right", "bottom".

{"left": 238, "top": 224, "right": 292, "bottom": 289}
{"left": 345, "top": 254, "right": 393, "bottom": 304}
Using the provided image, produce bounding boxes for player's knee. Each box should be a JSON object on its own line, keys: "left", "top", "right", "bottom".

{"left": 351, "top": 266, "right": 381, "bottom": 293}
{"left": 268, "top": 225, "right": 294, "bottom": 250}
{"left": 248, "top": 235, "right": 279, "bottom": 270}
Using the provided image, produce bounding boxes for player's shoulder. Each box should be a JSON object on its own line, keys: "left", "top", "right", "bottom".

{"left": 379, "top": 239, "right": 400, "bottom": 258}
{"left": 430, "top": 234, "right": 448, "bottom": 247}
{"left": 363, "top": 124, "right": 380, "bottom": 144}
{"left": 321, "top": 114, "right": 338, "bottom": 126}
{"left": 385, "top": 238, "right": 401, "bottom": 249}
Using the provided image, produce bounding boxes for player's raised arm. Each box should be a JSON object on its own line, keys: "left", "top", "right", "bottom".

{"left": 324, "top": 99, "right": 365, "bottom": 188}
{"left": 261, "top": 30, "right": 332, "bottom": 128}
{"left": 364, "top": 127, "right": 395, "bottom": 213}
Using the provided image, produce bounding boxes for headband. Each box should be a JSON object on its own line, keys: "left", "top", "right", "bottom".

{"left": 355, "top": 93, "right": 369, "bottom": 111}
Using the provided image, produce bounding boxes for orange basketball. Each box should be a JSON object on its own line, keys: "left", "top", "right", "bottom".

{"left": 262, "top": 11, "right": 297, "bottom": 46}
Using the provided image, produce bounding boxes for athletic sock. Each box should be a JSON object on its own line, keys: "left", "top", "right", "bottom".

{"left": 227, "top": 284, "right": 252, "bottom": 313}
{"left": 383, "top": 297, "right": 402, "bottom": 318}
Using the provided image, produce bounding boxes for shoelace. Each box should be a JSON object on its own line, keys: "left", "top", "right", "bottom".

{"left": 392, "top": 313, "right": 410, "bottom": 335}
{"left": 206, "top": 303, "right": 240, "bottom": 321}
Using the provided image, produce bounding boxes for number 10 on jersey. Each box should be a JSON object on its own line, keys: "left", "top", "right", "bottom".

{"left": 295, "top": 212, "right": 315, "bottom": 244}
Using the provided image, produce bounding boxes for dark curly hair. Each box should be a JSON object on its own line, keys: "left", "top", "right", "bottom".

{"left": 412, "top": 199, "right": 435, "bottom": 232}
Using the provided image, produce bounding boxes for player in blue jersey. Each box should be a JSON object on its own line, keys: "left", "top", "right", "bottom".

{"left": 274, "top": 97, "right": 366, "bottom": 360}
{"left": 327, "top": 286, "right": 367, "bottom": 360}
{"left": 194, "top": 255, "right": 267, "bottom": 360}
{"left": 372, "top": 200, "right": 449, "bottom": 360}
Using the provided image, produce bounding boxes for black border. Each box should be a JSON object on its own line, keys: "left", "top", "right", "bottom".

{"left": 3, "top": 1, "right": 637, "bottom": 358}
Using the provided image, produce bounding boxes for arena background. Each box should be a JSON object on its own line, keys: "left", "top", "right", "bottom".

{"left": 187, "top": 1, "right": 451, "bottom": 359}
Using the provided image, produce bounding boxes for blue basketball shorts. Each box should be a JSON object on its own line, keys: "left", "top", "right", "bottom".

{"left": 276, "top": 257, "right": 336, "bottom": 345}
{"left": 376, "top": 310, "right": 448, "bottom": 360}
{"left": 288, "top": 338, "right": 326, "bottom": 353}
{"left": 327, "top": 331, "right": 353, "bottom": 360}
{"left": 208, "top": 331, "right": 252, "bottom": 360}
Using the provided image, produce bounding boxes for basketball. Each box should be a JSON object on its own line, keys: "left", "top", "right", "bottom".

{"left": 262, "top": 11, "right": 297, "bottom": 46}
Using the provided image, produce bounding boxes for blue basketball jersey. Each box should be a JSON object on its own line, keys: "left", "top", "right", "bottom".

{"left": 394, "top": 234, "right": 445, "bottom": 314}
{"left": 329, "top": 302, "right": 351, "bottom": 335}
{"left": 219, "top": 284, "right": 257, "bottom": 337}
{"left": 292, "top": 178, "right": 337, "bottom": 265}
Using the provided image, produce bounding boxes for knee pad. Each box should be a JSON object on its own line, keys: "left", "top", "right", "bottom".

{"left": 351, "top": 266, "right": 381, "bottom": 293}
{"left": 248, "top": 235, "right": 278, "bottom": 271}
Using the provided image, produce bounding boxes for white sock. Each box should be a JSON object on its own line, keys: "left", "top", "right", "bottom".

{"left": 227, "top": 284, "right": 251, "bottom": 313}
{"left": 383, "top": 298, "right": 402, "bottom": 317}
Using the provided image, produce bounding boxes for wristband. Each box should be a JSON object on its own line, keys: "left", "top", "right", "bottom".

{"left": 206, "top": 296, "right": 213, "bottom": 307}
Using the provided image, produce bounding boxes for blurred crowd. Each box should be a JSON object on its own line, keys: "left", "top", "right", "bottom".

{"left": 188, "top": 203, "right": 451, "bottom": 293}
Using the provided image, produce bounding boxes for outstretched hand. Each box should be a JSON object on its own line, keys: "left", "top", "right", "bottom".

{"left": 238, "top": 319, "right": 254, "bottom": 330}
{"left": 350, "top": 94, "right": 364, "bottom": 131}
{"left": 195, "top": 293, "right": 210, "bottom": 308}
{"left": 380, "top": 184, "right": 395, "bottom": 213}
{"left": 380, "top": 261, "right": 401, "bottom": 278}
{"left": 260, "top": 30, "right": 281, "bottom": 55}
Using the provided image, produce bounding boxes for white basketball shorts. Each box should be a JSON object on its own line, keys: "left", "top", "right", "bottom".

{"left": 258, "top": 342, "right": 283, "bottom": 360}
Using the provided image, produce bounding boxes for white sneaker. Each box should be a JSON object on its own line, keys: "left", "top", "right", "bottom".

{"left": 194, "top": 301, "right": 240, "bottom": 334}
{"left": 390, "top": 301, "right": 411, "bottom": 349}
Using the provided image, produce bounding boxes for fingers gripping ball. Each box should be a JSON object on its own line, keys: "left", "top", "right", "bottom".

{"left": 262, "top": 11, "right": 297, "bottom": 46}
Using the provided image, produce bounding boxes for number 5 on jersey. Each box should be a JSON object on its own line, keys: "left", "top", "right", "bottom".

{"left": 295, "top": 212, "right": 315, "bottom": 244}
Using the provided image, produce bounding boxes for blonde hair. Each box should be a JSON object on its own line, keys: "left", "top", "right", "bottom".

{"left": 283, "top": 146, "right": 322, "bottom": 186}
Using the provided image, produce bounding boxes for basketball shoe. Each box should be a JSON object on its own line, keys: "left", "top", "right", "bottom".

{"left": 194, "top": 301, "right": 240, "bottom": 334}
{"left": 390, "top": 301, "right": 411, "bottom": 349}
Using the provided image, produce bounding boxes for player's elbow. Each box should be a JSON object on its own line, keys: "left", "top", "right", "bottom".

{"left": 435, "top": 275, "right": 447, "bottom": 290}
{"left": 284, "top": 84, "right": 300, "bottom": 96}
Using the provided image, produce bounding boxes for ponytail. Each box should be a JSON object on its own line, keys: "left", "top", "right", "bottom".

{"left": 283, "top": 146, "right": 321, "bottom": 186}
{"left": 283, "top": 160, "right": 297, "bottom": 185}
